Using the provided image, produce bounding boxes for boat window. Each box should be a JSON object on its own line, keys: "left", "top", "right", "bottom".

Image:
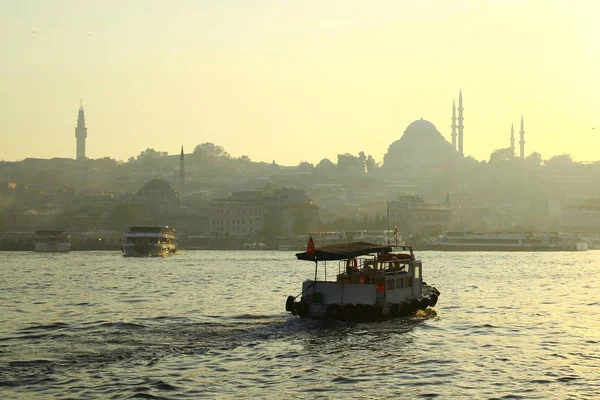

{"left": 406, "top": 277, "right": 412, "bottom": 288}
{"left": 414, "top": 265, "right": 421, "bottom": 279}
{"left": 387, "top": 279, "right": 395, "bottom": 290}
{"left": 396, "top": 278, "right": 404, "bottom": 289}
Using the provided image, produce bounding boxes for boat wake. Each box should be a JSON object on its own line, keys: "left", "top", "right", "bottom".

{"left": 0, "top": 311, "right": 433, "bottom": 390}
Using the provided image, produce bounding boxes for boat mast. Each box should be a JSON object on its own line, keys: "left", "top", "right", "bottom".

{"left": 387, "top": 200, "right": 390, "bottom": 246}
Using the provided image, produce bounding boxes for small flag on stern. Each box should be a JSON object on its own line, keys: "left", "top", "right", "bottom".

{"left": 307, "top": 236, "right": 316, "bottom": 259}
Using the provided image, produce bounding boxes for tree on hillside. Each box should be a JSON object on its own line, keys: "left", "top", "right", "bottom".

{"left": 136, "top": 148, "right": 168, "bottom": 160}
{"left": 544, "top": 154, "right": 573, "bottom": 168}
{"left": 90, "top": 157, "right": 118, "bottom": 169}
{"left": 365, "top": 154, "right": 379, "bottom": 173}
{"left": 489, "top": 148, "right": 514, "bottom": 164}
{"left": 337, "top": 153, "right": 365, "bottom": 174}
{"left": 525, "top": 152, "right": 543, "bottom": 168}
{"left": 134, "top": 148, "right": 168, "bottom": 169}
{"left": 334, "top": 151, "right": 379, "bottom": 174}
{"left": 358, "top": 151, "right": 367, "bottom": 168}
{"left": 193, "top": 143, "right": 230, "bottom": 159}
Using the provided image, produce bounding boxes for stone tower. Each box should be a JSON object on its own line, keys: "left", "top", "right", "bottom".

{"left": 519, "top": 116, "right": 525, "bottom": 160}
{"left": 510, "top": 123, "right": 515, "bottom": 158}
{"left": 451, "top": 100, "right": 457, "bottom": 150}
{"left": 457, "top": 90, "right": 464, "bottom": 157}
{"left": 75, "top": 100, "right": 87, "bottom": 160}
{"left": 179, "top": 144, "right": 185, "bottom": 197}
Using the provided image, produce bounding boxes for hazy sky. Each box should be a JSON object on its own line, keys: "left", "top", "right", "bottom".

{"left": 1, "top": 0, "right": 599, "bottom": 165}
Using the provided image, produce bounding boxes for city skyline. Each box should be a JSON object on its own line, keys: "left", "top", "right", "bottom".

{"left": 1, "top": 0, "right": 599, "bottom": 164}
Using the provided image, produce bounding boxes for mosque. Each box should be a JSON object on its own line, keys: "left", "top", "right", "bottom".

{"left": 71, "top": 95, "right": 527, "bottom": 171}
{"left": 382, "top": 90, "right": 527, "bottom": 169}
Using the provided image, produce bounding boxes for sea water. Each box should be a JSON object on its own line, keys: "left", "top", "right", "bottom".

{"left": 1, "top": 250, "right": 599, "bottom": 399}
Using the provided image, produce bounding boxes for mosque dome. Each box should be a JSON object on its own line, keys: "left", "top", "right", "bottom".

{"left": 401, "top": 119, "right": 442, "bottom": 141}
{"left": 383, "top": 118, "right": 460, "bottom": 169}
{"left": 136, "top": 178, "right": 177, "bottom": 198}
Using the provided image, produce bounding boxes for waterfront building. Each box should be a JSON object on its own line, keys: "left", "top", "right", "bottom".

{"left": 209, "top": 189, "right": 319, "bottom": 239}
{"left": 389, "top": 195, "right": 452, "bottom": 236}
{"left": 209, "top": 193, "right": 265, "bottom": 238}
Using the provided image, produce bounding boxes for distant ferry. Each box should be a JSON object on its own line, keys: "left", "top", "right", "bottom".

{"left": 122, "top": 226, "right": 178, "bottom": 257}
{"left": 426, "top": 232, "right": 588, "bottom": 252}
{"left": 34, "top": 230, "right": 71, "bottom": 252}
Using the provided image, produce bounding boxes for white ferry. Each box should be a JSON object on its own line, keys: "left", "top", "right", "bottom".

{"left": 34, "top": 230, "right": 71, "bottom": 252}
{"left": 122, "top": 226, "right": 178, "bottom": 257}
{"left": 431, "top": 232, "right": 588, "bottom": 251}
{"left": 285, "top": 240, "right": 440, "bottom": 320}
{"left": 347, "top": 230, "right": 402, "bottom": 246}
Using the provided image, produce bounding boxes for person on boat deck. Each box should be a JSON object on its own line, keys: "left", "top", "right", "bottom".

{"left": 345, "top": 258, "right": 360, "bottom": 274}
{"left": 386, "top": 263, "right": 405, "bottom": 272}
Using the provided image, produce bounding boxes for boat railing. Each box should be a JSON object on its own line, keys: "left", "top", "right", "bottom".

{"left": 337, "top": 257, "right": 415, "bottom": 278}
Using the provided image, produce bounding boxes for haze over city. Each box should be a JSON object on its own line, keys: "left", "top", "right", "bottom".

{"left": 5, "top": 3, "right": 600, "bottom": 399}
{"left": 1, "top": 0, "right": 599, "bottom": 164}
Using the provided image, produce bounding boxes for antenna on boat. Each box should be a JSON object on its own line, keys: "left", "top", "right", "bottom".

{"left": 387, "top": 200, "right": 390, "bottom": 246}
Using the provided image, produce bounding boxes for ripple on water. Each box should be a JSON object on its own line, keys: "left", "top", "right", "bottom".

{"left": 1, "top": 251, "right": 600, "bottom": 398}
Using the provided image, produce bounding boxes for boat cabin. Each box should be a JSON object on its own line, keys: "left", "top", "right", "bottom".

{"left": 296, "top": 242, "right": 422, "bottom": 307}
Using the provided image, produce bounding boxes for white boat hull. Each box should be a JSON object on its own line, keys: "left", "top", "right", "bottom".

{"left": 287, "top": 243, "right": 439, "bottom": 321}
{"left": 122, "top": 243, "right": 176, "bottom": 257}
{"left": 287, "top": 283, "right": 439, "bottom": 321}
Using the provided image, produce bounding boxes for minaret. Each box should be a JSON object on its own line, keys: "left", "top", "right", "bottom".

{"left": 519, "top": 115, "right": 525, "bottom": 160}
{"left": 179, "top": 144, "right": 185, "bottom": 197}
{"left": 451, "top": 100, "right": 457, "bottom": 150}
{"left": 510, "top": 123, "right": 515, "bottom": 158}
{"left": 457, "top": 89, "right": 464, "bottom": 157}
{"left": 75, "top": 99, "right": 87, "bottom": 160}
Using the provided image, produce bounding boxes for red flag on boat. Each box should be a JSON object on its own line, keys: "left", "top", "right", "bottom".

{"left": 307, "top": 236, "right": 316, "bottom": 259}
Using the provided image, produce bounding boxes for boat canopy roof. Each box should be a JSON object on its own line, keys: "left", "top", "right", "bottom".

{"left": 296, "top": 241, "right": 393, "bottom": 261}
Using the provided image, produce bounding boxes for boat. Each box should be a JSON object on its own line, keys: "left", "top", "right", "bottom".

{"left": 121, "top": 225, "right": 178, "bottom": 257}
{"left": 34, "top": 230, "right": 71, "bottom": 252}
{"left": 347, "top": 230, "right": 402, "bottom": 246}
{"left": 242, "top": 242, "right": 267, "bottom": 249}
{"left": 424, "top": 232, "right": 588, "bottom": 251}
{"left": 285, "top": 239, "right": 440, "bottom": 320}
